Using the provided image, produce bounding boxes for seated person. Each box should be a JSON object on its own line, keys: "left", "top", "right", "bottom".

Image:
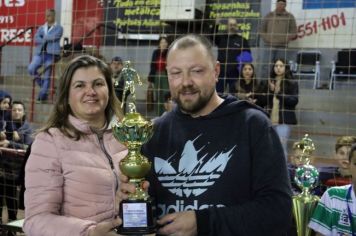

{"left": 151, "top": 92, "right": 175, "bottom": 123}
{"left": 288, "top": 141, "right": 305, "bottom": 194}
{"left": 0, "top": 91, "right": 12, "bottom": 145}
{"left": 319, "top": 136, "right": 356, "bottom": 187}
{"left": 0, "top": 101, "right": 32, "bottom": 227}
{"left": 235, "top": 63, "right": 262, "bottom": 106}
{"left": 162, "top": 92, "right": 175, "bottom": 115}
{"left": 3, "top": 101, "right": 33, "bottom": 149}
{"left": 309, "top": 143, "right": 356, "bottom": 236}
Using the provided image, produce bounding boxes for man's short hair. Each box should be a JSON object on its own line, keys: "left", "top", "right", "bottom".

{"left": 47, "top": 9, "right": 55, "bottom": 15}
{"left": 335, "top": 136, "right": 356, "bottom": 152}
{"left": 167, "top": 34, "right": 216, "bottom": 61}
{"left": 111, "top": 56, "right": 123, "bottom": 63}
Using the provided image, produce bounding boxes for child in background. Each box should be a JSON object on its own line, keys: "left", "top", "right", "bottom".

{"left": 319, "top": 136, "right": 356, "bottom": 188}
{"left": 288, "top": 141, "right": 305, "bottom": 194}
{"left": 151, "top": 92, "right": 175, "bottom": 123}
{"left": 309, "top": 143, "right": 356, "bottom": 236}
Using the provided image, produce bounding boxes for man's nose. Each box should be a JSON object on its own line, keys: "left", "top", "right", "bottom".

{"left": 182, "top": 71, "right": 193, "bottom": 86}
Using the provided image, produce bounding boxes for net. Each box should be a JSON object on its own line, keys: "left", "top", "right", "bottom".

{"left": 0, "top": 0, "right": 356, "bottom": 226}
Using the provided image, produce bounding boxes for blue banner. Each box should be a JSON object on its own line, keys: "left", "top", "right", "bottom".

{"left": 303, "top": 0, "right": 356, "bottom": 9}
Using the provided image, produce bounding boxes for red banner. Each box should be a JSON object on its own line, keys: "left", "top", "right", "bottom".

{"left": 72, "top": 0, "right": 104, "bottom": 48}
{"left": 0, "top": 0, "right": 54, "bottom": 46}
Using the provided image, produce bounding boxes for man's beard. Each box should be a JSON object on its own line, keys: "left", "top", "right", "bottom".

{"left": 174, "top": 86, "right": 215, "bottom": 115}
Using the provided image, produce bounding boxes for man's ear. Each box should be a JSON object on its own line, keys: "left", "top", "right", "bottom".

{"left": 214, "top": 61, "right": 221, "bottom": 82}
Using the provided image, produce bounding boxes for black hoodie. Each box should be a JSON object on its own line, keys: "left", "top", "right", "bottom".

{"left": 142, "top": 95, "right": 292, "bottom": 236}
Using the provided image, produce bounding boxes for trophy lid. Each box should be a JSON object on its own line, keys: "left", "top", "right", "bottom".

{"left": 296, "top": 134, "right": 315, "bottom": 156}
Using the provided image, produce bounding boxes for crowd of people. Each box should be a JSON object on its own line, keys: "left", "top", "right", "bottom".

{"left": 0, "top": 90, "right": 33, "bottom": 234}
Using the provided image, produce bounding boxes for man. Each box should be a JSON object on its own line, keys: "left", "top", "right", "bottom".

{"left": 212, "top": 18, "right": 251, "bottom": 94}
{"left": 259, "top": 0, "right": 297, "bottom": 79}
{"left": 27, "top": 9, "right": 63, "bottom": 102}
{"left": 110, "top": 56, "right": 125, "bottom": 101}
{"left": 121, "top": 34, "right": 292, "bottom": 235}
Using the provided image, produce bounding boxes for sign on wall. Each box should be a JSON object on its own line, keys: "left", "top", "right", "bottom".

{"left": 272, "top": 0, "right": 356, "bottom": 48}
{"left": 103, "top": 0, "right": 261, "bottom": 46}
{"left": 0, "top": 0, "right": 54, "bottom": 46}
{"left": 207, "top": 0, "right": 261, "bottom": 46}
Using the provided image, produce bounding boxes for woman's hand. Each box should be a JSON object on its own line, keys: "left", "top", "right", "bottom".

{"left": 88, "top": 218, "right": 122, "bottom": 236}
{"left": 118, "top": 173, "right": 150, "bottom": 201}
{"left": 268, "top": 80, "right": 275, "bottom": 92}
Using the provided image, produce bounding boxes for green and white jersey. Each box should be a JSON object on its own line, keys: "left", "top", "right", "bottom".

{"left": 309, "top": 184, "right": 356, "bottom": 236}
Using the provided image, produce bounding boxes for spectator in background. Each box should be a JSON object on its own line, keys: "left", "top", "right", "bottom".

{"left": 0, "top": 102, "right": 33, "bottom": 227}
{"left": 148, "top": 36, "right": 170, "bottom": 116}
{"left": 0, "top": 91, "right": 12, "bottom": 144}
{"left": 259, "top": 0, "right": 297, "bottom": 80}
{"left": 211, "top": 18, "right": 251, "bottom": 94}
{"left": 235, "top": 63, "right": 262, "bottom": 106}
{"left": 319, "top": 136, "right": 356, "bottom": 188}
{"left": 4, "top": 101, "right": 33, "bottom": 150}
{"left": 24, "top": 55, "right": 124, "bottom": 236}
{"left": 151, "top": 92, "right": 176, "bottom": 123}
{"left": 259, "top": 59, "right": 298, "bottom": 158}
{"left": 27, "top": 9, "right": 63, "bottom": 102}
{"left": 162, "top": 92, "right": 175, "bottom": 116}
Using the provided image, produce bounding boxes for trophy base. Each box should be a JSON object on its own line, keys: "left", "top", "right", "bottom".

{"left": 116, "top": 198, "right": 156, "bottom": 235}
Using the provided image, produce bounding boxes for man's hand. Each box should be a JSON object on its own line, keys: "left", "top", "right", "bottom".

{"left": 157, "top": 211, "right": 197, "bottom": 236}
{"left": 88, "top": 218, "right": 122, "bottom": 236}
{"left": 118, "top": 173, "right": 149, "bottom": 201}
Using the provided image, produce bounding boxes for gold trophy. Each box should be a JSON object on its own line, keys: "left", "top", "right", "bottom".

{"left": 113, "top": 61, "right": 156, "bottom": 234}
{"left": 292, "top": 134, "right": 320, "bottom": 236}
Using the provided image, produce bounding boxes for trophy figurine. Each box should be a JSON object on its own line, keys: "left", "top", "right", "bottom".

{"left": 292, "top": 134, "right": 320, "bottom": 236}
{"left": 113, "top": 62, "right": 156, "bottom": 235}
{"left": 117, "top": 60, "right": 143, "bottom": 109}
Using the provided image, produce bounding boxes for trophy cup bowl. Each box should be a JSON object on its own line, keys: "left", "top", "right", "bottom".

{"left": 292, "top": 134, "right": 319, "bottom": 236}
{"left": 113, "top": 107, "right": 156, "bottom": 235}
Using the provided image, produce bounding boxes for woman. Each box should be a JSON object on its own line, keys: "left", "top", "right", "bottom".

{"left": 235, "top": 63, "right": 262, "bottom": 106}
{"left": 24, "top": 55, "right": 124, "bottom": 236}
{"left": 148, "top": 36, "right": 170, "bottom": 116}
{"left": 260, "top": 59, "right": 299, "bottom": 157}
